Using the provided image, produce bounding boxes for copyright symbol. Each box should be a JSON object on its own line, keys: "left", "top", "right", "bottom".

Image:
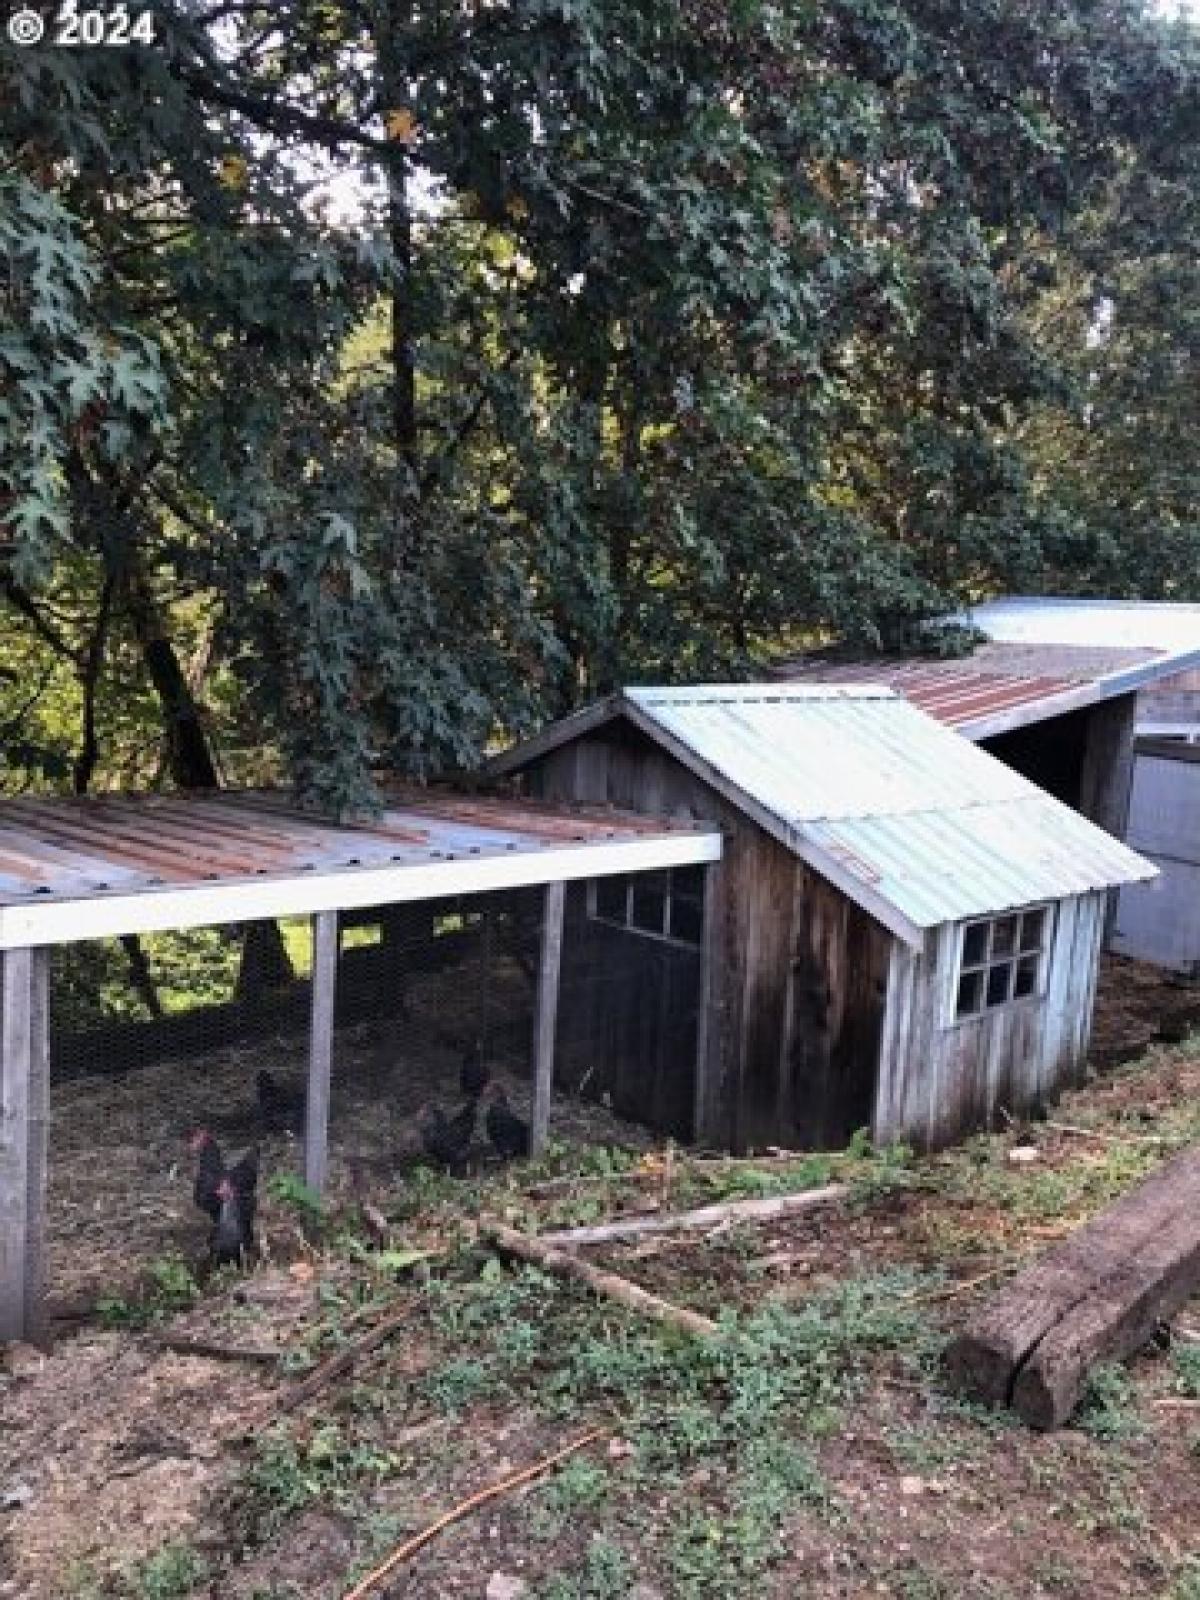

{"left": 7, "top": 7, "right": 45, "bottom": 43}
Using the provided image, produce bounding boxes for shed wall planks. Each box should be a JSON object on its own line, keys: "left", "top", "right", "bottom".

{"left": 872, "top": 892, "right": 1107, "bottom": 1151}
{"left": 524, "top": 720, "right": 1111, "bottom": 1154}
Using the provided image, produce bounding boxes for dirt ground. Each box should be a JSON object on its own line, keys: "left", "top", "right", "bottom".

{"left": 43, "top": 955, "right": 652, "bottom": 1311}
{"left": 2, "top": 955, "right": 1199, "bottom": 1600}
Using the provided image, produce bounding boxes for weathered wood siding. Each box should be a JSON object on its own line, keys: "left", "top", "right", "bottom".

{"left": 875, "top": 890, "right": 1108, "bottom": 1151}
{"left": 521, "top": 722, "right": 891, "bottom": 1151}
{"left": 520, "top": 721, "right": 1109, "bottom": 1154}
{"left": 527, "top": 722, "right": 777, "bottom": 1145}
{"left": 785, "top": 866, "right": 890, "bottom": 1150}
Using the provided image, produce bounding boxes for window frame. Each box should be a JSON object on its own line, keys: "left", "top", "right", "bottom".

{"left": 950, "top": 904, "right": 1052, "bottom": 1024}
{"left": 587, "top": 865, "right": 706, "bottom": 951}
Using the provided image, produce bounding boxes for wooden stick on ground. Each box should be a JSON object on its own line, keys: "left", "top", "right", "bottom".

{"left": 900, "top": 1265, "right": 1015, "bottom": 1306}
{"left": 150, "top": 1333, "right": 284, "bottom": 1365}
{"left": 539, "top": 1183, "right": 847, "bottom": 1250}
{"left": 1043, "top": 1119, "right": 1167, "bottom": 1147}
{"left": 258, "top": 1299, "right": 419, "bottom": 1426}
{"left": 341, "top": 1427, "right": 608, "bottom": 1600}
{"left": 486, "top": 1225, "right": 716, "bottom": 1337}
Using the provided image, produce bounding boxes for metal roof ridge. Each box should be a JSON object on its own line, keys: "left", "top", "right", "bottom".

{"left": 625, "top": 683, "right": 898, "bottom": 703}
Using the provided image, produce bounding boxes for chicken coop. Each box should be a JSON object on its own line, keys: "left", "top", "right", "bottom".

{"left": 493, "top": 684, "right": 1157, "bottom": 1157}
{"left": 0, "top": 789, "right": 720, "bottom": 1341}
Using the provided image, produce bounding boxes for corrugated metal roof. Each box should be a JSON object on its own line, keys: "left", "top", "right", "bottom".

{"left": 0, "top": 787, "right": 722, "bottom": 949}
{"left": 774, "top": 598, "right": 1200, "bottom": 739}
{"left": 772, "top": 655, "right": 1085, "bottom": 730}
{"left": 618, "top": 685, "right": 1156, "bottom": 939}
{"left": 0, "top": 787, "right": 703, "bottom": 906}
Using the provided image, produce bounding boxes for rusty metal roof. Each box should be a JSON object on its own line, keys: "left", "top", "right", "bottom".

{"left": 775, "top": 596, "right": 1200, "bottom": 739}
{"left": 773, "top": 641, "right": 1174, "bottom": 738}
{"left": 0, "top": 788, "right": 722, "bottom": 949}
{"left": 771, "top": 655, "right": 1083, "bottom": 730}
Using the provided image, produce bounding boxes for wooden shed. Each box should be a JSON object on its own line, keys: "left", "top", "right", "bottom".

{"left": 492, "top": 685, "right": 1156, "bottom": 1156}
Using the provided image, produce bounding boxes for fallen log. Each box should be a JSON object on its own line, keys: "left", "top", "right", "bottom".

{"left": 946, "top": 1146, "right": 1200, "bottom": 1427}
{"left": 1014, "top": 1206, "right": 1200, "bottom": 1429}
{"left": 538, "top": 1183, "right": 847, "bottom": 1249}
{"left": 485, "top": 1225, "right": 716, "bottom": 1337}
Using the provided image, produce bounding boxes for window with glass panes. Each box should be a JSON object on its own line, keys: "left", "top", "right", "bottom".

{"left": 954, "top": 906, "right": 1049, "bottom": 1020}
{"left": 588, "top": 865, "right": 705, "bottom": 948}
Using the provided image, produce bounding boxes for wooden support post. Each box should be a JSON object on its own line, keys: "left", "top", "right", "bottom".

{"left": 530, "top": 881, "right": 565, "bottom": 1157}
{"left": 692, "top": 861, "right": 725, "bottom": 1146}
{"left": 0, "top": 947, "right": 50, "bottom": 1344}
{"left": 304, "top": 911, "right": 339, "bottom": 1195}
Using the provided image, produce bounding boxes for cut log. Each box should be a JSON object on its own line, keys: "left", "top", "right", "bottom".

{"left": 539, "top": 1183, "right": 847, "bottom": 1250}
{"left": 485, "top": 1225, "right": 716, "bottom": 1337}
{"left": 1014, "top": 1196, "right": 1200, "bottom": 1429}
{"left": 945, "top": 1146, "right": 1200, "bottom": 1427}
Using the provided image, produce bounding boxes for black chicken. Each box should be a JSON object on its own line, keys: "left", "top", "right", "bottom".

{"left": 189, "top": 1128, "right": 225, "bottom": 1223}
{"left": 483, "top": 1084, "right": 530, "bottom": 1160}
{"left": 189, "top": 1128, "right": 259, "bottom": 1238}
{"left": 256, "top": 1069, "right": 305, "bottom": 1132}
{"left": 209, "top": 1177, "right": 254, "bottom": 1266}
{"left": 418, "top": 1100, "right": 477, "bottom": 1174}
{"left": 225, "top": 1144, "right": 260, "bottom": 1235}
{"left": 460, "top": 1040, "right": 491, "bottom": 1099}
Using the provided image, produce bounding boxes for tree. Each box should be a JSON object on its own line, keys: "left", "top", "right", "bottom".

{"left": 3, "top": 0, "right": 1199, "bottom": 818}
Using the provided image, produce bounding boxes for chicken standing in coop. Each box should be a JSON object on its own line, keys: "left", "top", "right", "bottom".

{"left": 255, "top": 1068, "right": 305, "bottom": 1133}
{"left": 188, "top": 1130, "right": 260, "bottom": 1262}
{"left": 417, "top": 1099, "right": 477, "bottom": 1174}
{"left": 482, "top": 1083, "right": 531, "bottom": 1160}
{"left": 189, "top": 1128, "right": 225, "bottom": 1222}
{"left": 209, "top": 1176, "right": 254, "bottom": 1266}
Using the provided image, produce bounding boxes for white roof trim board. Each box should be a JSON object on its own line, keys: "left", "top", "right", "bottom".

{"left": 493, "top": 684, "right": 1157, "bottom": 948}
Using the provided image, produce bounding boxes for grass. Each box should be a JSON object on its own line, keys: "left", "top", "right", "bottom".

{"left": 35, "top": 1030, "right": 1200, "bottom": 1600}
{"left": 95, "top": 1252, "right": 201, "bottom": 1329}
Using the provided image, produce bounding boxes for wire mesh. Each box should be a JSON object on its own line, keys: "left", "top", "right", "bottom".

{"left": 43, "top": 877, "right": 703, "bottom": 1310}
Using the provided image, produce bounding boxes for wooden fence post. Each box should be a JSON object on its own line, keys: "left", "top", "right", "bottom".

{"left": 305, "top": 911, "right": 339, "bottom": 1195}
{"left": 531, "top": 881, "right": 566, "bottom": 1156}
{"left": 692, "top": 861, "right": 726, "bottom": 1146}
{"left": 0, "top": 947, "right": 50, "bottom": 1343}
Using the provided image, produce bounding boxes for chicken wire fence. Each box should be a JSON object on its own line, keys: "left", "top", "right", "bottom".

{"left": 43, "top": 876, "right": 704, "bottom": 1308}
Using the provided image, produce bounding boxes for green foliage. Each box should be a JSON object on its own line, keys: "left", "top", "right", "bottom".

{"left": 266, "top": 1172, "right": 326, "bottom": 1225}
{"left": 5, "top": 3, "right": 1200, "bottom": 809}
{"left": 1171, "top": 1343, "right": 1200, "bottom": 1399}
{"left": 241, "top": 1423, "right": 401, "bottom": 1538}
{"left": 124, "top": 1542, "right": 209, "bottom": 1600}
{"left": 52, "top": 929, "right": 241, "bottom": 1032}
{"left": 539, "top": 1538, "right": 635, "bottom": 1600}
{"left": 1078, "top": 1363, "right": 1145, "bottom": 1442}
{"left": 97, "top": 1253, "right": 199, "bottom": 1328}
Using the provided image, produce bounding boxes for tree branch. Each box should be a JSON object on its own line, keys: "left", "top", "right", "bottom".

{"left": 1, "top": 577, "right": 82, "bottom": 666}
{"left": 73, "top": 568, "right": 116, "bottom": 795}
